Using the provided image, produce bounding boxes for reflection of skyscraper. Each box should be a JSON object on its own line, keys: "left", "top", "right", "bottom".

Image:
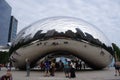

{"left": 0, "top": 1, "right": 18, "bottom": 46}
{"left": 45, "top": 29, "right": 56, "bottom": 37}
{"left": 65, "top": 30, "right": 75, "bottom": 38}
{"left": 85, "top": 32, "right": 94, "bottom": 42}
{"left": 8, "top": 16, "right": 18, "bottom": 42}
{"left": 0, "top": 0, "right": 12, "bottom": 46}
{"left": 76, "top": 28, "right": 85, "bottom": 39}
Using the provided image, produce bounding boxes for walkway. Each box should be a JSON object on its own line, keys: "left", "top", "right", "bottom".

{"left": 0, "top": 67, "right": 119, "bottom": 80}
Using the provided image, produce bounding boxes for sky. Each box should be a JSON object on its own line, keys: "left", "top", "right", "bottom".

{"left": 6, "top": 0, "right": 120, "bottom": 47}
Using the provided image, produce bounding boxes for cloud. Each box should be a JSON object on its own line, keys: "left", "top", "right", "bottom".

{"left": 6, "top": 0, "right": 120, "bottom": 46}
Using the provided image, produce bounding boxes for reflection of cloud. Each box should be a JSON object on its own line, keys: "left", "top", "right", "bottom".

{"left": 6, "top": 0, "right": 120, "bottom": 46}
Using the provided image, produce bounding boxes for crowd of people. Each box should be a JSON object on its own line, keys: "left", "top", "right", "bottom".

{"left": 38, "top": 58, "right": 88, "bottom": 78}
{"left": 0, "top": 58, "right": 90, "bottom": 79}
{"left": 41, "top": 58, "right": 76, "bottom": 78}
{"left": 1, "top": 58, "right": 120, "bottom": 79}
{"left": 39, "top": 59, "right": 87, "bottom": 71}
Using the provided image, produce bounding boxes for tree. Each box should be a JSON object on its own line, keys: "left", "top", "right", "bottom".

{"left": 0, "top": 51, "right": 9, "bottom": 64}
{"left": 112, "top": 43, "right": 120, "bottom": 61}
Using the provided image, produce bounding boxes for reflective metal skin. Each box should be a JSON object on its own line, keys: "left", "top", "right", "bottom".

{"left": 9, "top": 16, "right": 114, "bottom": 69}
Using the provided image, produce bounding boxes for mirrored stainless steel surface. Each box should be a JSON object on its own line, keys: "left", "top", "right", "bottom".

{"left": 9, "top": 16, "right": 114, "bottom": 69}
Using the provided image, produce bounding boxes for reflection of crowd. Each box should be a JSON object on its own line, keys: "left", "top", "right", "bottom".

{"left": 75, "top": 59, "right": 87, "bottom": 70}
{"left": 39, "top": 59, "right": 87, "bottom": 72}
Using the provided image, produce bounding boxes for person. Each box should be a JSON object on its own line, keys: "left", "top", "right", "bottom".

{"left": 63, "top": 59, "right": 70, "bottom": 78}
{"left": 75, "top": 59, "right": 78, "bottom": 70}
{"left": 44, "top": 60, "right": 50, "bottom": 77}
{"left": 0, "top": 70, "right": 13, "bottom": 80}
{"left": 0, "top": 64, "right": 1, "bottom": 71}
{"left": 70, "top": 60, "right": 76, "bottom": 78}
{"left": 25, "top": 58, "right": 30, "bottom": 77}
{"left": 7, "top": 62, "right": 10, "bottom": 70}
{"left": 50, "top": 60, "right": 56, "bottom": 76}
{"left": 58, "top": 60, "right": 64, "bottom": 71}
{"left": 7, "top": 61, "right": 12, "bottom": 71}
{"left": 114, "top": 61, "right": 120, "bottom": 76}
{"left": 40, "top": 61, "right": 45, "bottom": 71}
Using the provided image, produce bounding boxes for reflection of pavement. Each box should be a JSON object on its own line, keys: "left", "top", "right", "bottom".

{"left": 0, "top": 67, "right": 119, "bottom": 80}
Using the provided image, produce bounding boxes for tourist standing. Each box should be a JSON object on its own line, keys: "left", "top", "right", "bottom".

{"left": 7, "top": 62, "right": 10, "bottom": 70}
{"left": 70, "top": 60, "right": 76, "bottom": 78}
{"left": 25, "top": 58, "right": 30, "bottom": 77}
{"left": 0, "top": 64, "right": 1, "bottom": 71}
{"left": 58, "top": 60, "right": 64, "bottom": 71}
{"left": 50, "top": 60, "right": 56, "bottom": 76}
{"left": 63, "top": 59, "right": 70, "bottom": 78}
{"left": 114, "top": 61, "right": 120, "bottom": 76}
{"left": 44, "top": 60, "right": 50, "bottom": 77}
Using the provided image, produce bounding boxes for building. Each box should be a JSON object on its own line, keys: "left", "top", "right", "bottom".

{"left": 0, "top": 0, "right": 12, "bottom": 46}
{"left": 8, "top": 16, "right": 18, "bottom": 42}
{"left": 0, "top": 0, "right": 17, "bottom": 46}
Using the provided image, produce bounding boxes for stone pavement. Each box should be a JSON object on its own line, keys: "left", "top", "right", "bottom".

{"left": 0, "top": 67, "right": 120, "bottom": 80}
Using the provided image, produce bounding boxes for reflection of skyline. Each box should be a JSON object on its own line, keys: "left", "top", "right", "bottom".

{"left": 10, "top": 27, "right": 114, "bottom": 56}
{"left": 32, "top": 28, "right": 103, "bottom": 47}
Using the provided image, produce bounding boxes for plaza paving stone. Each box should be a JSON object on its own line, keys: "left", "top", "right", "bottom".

{"left": 0, "top": 67, "right": 120, "bottom": 80}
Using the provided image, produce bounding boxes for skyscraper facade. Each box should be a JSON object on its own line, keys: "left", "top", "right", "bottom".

{"left": 0, "top": 0, "right": 12, "bottom": 46}
{"left": 0, "top": 0, "right": 17, "bottom": 46}
{"left": 8, "top": 16, "right": 18, "bottom": 42}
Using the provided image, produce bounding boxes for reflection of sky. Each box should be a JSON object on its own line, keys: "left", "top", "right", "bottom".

{"left": 56, "top": 57, "right": 70, "bottom": 63}
{"left": 6, "top": 0, "right": 120, "bottom": 46}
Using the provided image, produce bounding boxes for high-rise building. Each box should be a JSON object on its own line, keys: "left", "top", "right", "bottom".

{"left": 0, "top": 0, "right": 17, "bottom": 46}
{"left": 0, "top": 0, "right": 12, "bottom": 46}
{"left": 8, "top": 16, "right": 18, "bottom": 42}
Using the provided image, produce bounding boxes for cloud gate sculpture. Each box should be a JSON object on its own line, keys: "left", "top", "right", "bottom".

{"left": 9, "top": 16, "right": 114, "bottom": 69}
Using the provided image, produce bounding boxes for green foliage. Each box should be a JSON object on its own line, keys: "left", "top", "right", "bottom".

{"left": 0, "top": 51, "right": 9, "bottom": 64}
{"left": 112, "top": 43, "right": 120, "bottom": 61}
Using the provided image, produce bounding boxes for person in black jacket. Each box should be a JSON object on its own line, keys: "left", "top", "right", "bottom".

{"left": 70, "top": 60, "right": 76, "bottom": 78}
{"left": 114, "top": 61, "right": 120, "bottom": 76}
